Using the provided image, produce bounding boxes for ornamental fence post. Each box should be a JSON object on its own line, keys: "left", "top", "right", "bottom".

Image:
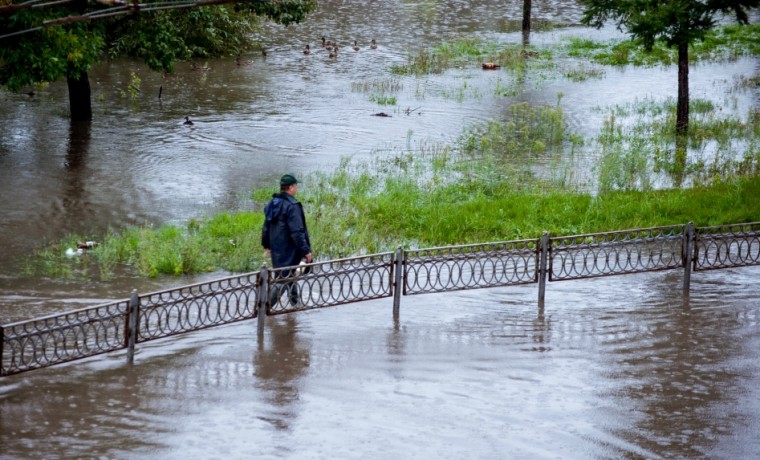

{"left": 257, "top": 265, "right": 269, "bottom": 337}
{"left": 393, "top": 246, "right": 404, "bottom": 318}
{"left": 538, "top": 231, "right": 549, "bottom": 307}
{"left": 126, "top": 289, "right": 139, "bottom": 365}
{"left": 683, "top": 222, "right": 694, "bottom": 294}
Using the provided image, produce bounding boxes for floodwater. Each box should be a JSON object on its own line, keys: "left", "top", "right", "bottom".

{"left": 1, "top": 0, "right": 759, "bottom": 458}
{"left": 1, "top": 268, "right": 759, "bottom": 459}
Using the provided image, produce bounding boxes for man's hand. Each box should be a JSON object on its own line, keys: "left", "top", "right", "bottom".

{"left": 304, "top": 252, "right": 313, "bottom": 263}
{"left": 264, "top": 249, "right": 271, "bottom": 258}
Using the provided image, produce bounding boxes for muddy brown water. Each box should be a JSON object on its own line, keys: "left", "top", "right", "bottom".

{"left": 1, "top": 269, "right": 759, "bottom": 459}
{"left": 1, "top": 1, "right": 759, "bottom": 458}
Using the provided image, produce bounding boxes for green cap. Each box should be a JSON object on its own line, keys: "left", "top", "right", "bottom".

{"left": 280, "top": 174, "right": 299, "bottom": 186}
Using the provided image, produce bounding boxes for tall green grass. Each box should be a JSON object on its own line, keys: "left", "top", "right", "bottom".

{"left": 30, "top": 114, "right": 760, "bottom": 279}
{"left": 460, "top": 98, "right": 567, "bottom": 160}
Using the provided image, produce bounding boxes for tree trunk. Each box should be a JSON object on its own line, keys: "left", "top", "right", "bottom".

{"left": 676, "top": 42, "right": 689, "bottom": 137}
{"left": 67, "top": 72, "right": 92, "bottom": 122}
{"left": 673, "top": 42, "right": 689, "bottom": 186}
{"left": 522, "top": 0, "right": 532, "bottom": 45}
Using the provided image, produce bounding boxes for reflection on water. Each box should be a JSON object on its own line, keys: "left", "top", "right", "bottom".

{"left": 62, "top": 121, "right": 92, "bottom": 218}
{"left": 532, "top": 305, "right": 552, "bottom": 352}
{"left": 254, "top": 315, "right": 311, "bottom": 431}
{"left": 1, "top": 0, "right": 759, "bottom": 458}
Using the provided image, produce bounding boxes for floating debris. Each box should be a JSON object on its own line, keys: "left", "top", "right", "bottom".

{"left": 66, "top": 241, "right": 97, "bottom": 257}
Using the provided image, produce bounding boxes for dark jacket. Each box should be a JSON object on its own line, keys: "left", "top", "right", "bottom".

{"left": 261, "top": 192, "right": 311, "bottom": 269}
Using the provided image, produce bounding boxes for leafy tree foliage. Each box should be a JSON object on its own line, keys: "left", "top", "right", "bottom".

{"left": 0, "top": 3, "right": 105, "bottom": 91}
{"left": 580, "top": 0, "right": 759, "bottom": 136}
{"left": 0, "top": 0, "right": 317, "bottom": 119}
{"left": 105, "top": 7, "right": 261, "bottom": 73}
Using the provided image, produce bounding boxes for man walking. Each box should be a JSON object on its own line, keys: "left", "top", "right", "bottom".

{"left": 261, "top": 174, "right": 313, "bottom": 306}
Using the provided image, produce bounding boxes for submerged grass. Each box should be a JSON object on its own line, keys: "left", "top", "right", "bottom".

{"left": 390, "top": 37, "right": 548, "bottom": 76}
{"left": 352, "top": 78, "right": 402, "bottom": 105}
{"left": 31, "top": 135, "right": 760, "bottom": 279}
{"left": 563, "top": 62, "right": 606, "bottom": 82}
{"left": 460, "top": 97, "right": 567, "bottom": 159}
{"left": 351, "top": 78, "right": 403, "bottom": 93}
{"left": 595, "top": 97, "right": 760, "bottom": 192}
{"left": 564, "top": 24, "right": 760, "bottom": 66}
{"left": 369, "top": 94, "right": 397, "bottom": 105}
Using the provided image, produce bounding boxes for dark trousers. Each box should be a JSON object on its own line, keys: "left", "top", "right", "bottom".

{"left": 270, "top": 269, "right": 300, "bottom": 307}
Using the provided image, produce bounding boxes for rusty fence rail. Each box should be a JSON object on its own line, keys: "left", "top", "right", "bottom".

{"left": 2, "top": 221, "right": 759, "bottom": 377}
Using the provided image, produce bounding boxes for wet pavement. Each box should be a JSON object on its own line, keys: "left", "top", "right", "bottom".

{"left": 1, "top": 266, "right": 759, "bottom": 458}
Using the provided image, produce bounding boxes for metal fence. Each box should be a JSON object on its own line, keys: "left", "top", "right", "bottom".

{"left": 2, "top": 221, "right": 759, "bottom": 377}
{"left": 548, "top": 225, "right": 684, "bottom": 281}
{"left": 404, "top": 239, "right": 538, "bottom": 295}
{"left": 694, "top": 222, "right": 760, "bottom": 270}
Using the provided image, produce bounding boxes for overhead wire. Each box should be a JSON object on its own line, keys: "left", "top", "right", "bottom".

{"left": 34, "top": 0, "right": 79, "bottom": 8}
{"left": 1, "top": 0, "right": 270, "bottom": 40}
{"left": 0, "top": 0, "right": 75, "bottom": 14}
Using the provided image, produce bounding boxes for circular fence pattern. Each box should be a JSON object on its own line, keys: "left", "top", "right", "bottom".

{"left": 404, "top": 240, "right": 538, "bottom": 295}
{"left": 550, "top": 226, "right": 684, "bottom": 281}
{"left": 695, "top": 223, "right": 760, "bottom": 271}
{"left": 3, "top": 223, "right": 759, "bottom": 376}
{"left": 138, "top": 273, "right": 258, "bottom": 341}
{"left": 268, "top": 253, "right": 394, "bottom": 315}
{"left": 1, "top": 301, "right": 130, "bottom": 375}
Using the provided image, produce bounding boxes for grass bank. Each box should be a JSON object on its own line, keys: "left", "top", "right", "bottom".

{"left": 28, "top": 146, "right": 760, "bottom": 279}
